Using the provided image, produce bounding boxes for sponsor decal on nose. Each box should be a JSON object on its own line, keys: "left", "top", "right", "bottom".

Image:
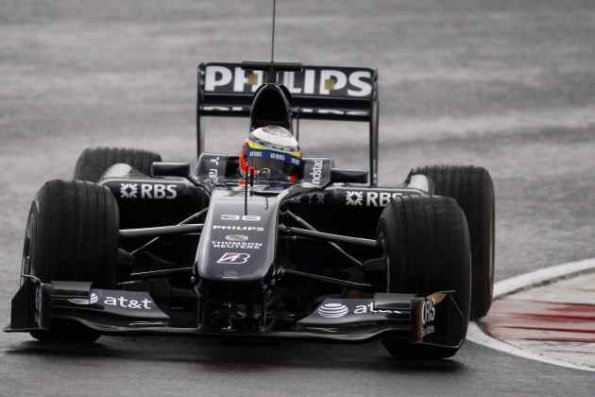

{"left": 220, "top": 214, "right": 261, "bottom": 221}
{"left": 224, "top": 234, "right": 250, "bottom": 242}
{"left": 213, "top": 225, "right": 264, "bottom": 232}
{"left": 216, "top": 252, "right": 251, "bottom": 264}
{"left": 211, "top": 241, "right": 263, "bottom": 250}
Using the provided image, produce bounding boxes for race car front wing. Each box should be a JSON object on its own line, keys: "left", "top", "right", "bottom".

{"left": 5, "top": 279, "right": 458, "bottom": 346}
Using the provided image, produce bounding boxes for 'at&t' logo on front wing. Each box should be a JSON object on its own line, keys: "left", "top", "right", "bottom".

{"left": 68, "top": 292, "right": 153, "bottom": 310}
{"left": 316, "top": 301, "right": 402, "bottom": 319}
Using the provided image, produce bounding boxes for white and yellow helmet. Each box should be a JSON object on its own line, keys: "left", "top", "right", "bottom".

{"left": 239, "top": 125, "right": 303, "bottom": 182}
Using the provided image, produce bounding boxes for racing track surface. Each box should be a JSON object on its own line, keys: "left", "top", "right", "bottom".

{"left": 1, "top": 1, "right": 595, "bottom": 395}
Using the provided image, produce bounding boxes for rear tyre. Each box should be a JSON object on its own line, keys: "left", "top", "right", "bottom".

{"left": 407, "top": 165, "right": 495, "bottom": 319}
{"left": 74, "top": 147, "right": 162, "bottom": 182}
{"left": 379, "top": 195, "right": 471, "bottom": 359}
{"left": 22, "top": 180, "right": 120, "bottom": 342}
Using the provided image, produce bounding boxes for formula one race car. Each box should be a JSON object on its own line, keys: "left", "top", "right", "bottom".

{"left": 6, "top": 61, "right": 495, "bottom": 359}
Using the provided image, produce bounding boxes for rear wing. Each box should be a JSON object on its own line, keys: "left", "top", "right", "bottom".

{"left": 196, "top": 62, "right": 379, "bottom": 186}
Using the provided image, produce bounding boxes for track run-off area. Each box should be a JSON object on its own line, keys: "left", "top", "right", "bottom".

{"left": 468, "top": 258, "right": 595, "bottom": 372}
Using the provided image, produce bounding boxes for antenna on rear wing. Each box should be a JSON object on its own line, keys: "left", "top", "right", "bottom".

{"left": 241, "top": 0, "right": 301, "bottom": 81}
{"left": 268, "top": 0, "right": 277, "bottom": 83}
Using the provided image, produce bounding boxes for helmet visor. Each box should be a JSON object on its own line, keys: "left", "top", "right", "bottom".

{"left": 242, "top": 145, "right": 303, "bottom": 182}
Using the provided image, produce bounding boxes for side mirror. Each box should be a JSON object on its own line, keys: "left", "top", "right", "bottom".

{"left": 330, "top": 168, "right": 369, "bottom": 184}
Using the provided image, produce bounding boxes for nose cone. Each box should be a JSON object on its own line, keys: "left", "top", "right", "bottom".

{"left": 250, "top": 84, "right": 292, "bottom": 131}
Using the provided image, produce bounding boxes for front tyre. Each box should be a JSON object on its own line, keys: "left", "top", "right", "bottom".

{"left": 22, "top": 180, "right": 119, "bottom": 342}
{"left": 378, "top": 195, "right": 471, "bottom": 359}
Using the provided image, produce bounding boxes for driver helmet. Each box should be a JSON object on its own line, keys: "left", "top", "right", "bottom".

{"left": 239, "top": 125, "right": 303, "bottom": 182}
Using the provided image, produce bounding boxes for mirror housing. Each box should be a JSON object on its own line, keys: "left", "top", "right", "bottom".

{"left": 330, "top": 168, "right": 369, "bottom": 184}
{"left": 152, "top": 162, "right": 191, "bottom": 177}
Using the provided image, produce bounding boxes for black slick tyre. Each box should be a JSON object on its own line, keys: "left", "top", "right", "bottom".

{"left": 74, "top": 147, "right": 162, "bottom": 182}
{"left": 22, "top": 180, "right": 119, "bottom": 342}
{"left": 378, "top": 195, "right": 471, "bottom": 359}
{"left": 407, "top": 165, "right": 495, "bottom": 320}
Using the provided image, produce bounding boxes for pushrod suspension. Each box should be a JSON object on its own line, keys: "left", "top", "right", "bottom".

{"left": 279, "top": 225, "right": 378, "bottom": 248}
{"left": 119, "top": 224, "right": 204, "bottom": 239}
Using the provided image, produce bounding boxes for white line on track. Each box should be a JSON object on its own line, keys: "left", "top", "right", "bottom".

{"left": 466, "top": 257, "right": 595, "bottom": 372}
